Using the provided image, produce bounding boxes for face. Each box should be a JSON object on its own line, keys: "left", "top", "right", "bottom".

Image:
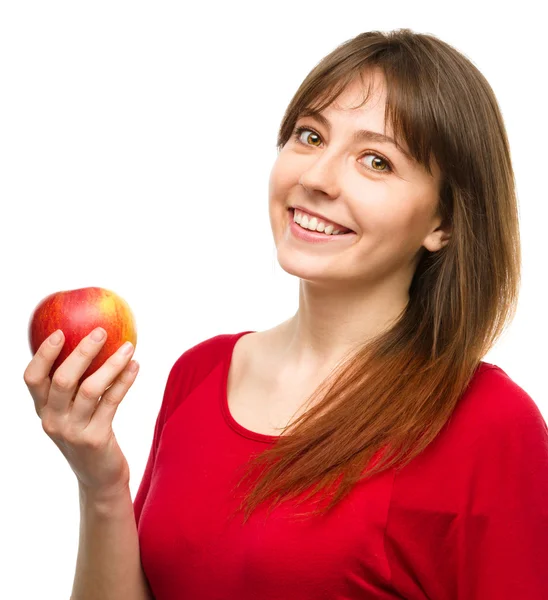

{"left": 268, "top": 70, "right": 450, "bottom": 290}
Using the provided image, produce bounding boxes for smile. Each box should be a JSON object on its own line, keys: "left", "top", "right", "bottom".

{"left": 288, "top": 209, "right": 356, "bottom": 244}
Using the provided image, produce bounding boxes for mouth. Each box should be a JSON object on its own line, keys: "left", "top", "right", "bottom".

{"left": 287, "top": 208, "right": 356, "bottom": 242}
{"left": 287, "top": 207, "right": 355, "bottom": 235}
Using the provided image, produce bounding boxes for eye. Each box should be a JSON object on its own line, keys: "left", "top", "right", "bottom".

{"left": 292, "top": 125, "right": 394, "bottom": 174}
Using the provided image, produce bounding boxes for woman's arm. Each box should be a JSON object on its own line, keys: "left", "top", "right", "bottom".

{"left": 70, "top": 484, "right": 154, "bottom": 600}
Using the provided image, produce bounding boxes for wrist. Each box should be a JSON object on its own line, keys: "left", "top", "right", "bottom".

{"left": 78, "top": 482, "right": 132, "bottom": 515}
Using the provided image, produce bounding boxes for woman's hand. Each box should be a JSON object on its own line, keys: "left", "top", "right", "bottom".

{"left": 23, "top": 327, "right": 140, "bottom": 501}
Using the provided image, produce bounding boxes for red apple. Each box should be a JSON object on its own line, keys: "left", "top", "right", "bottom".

{"left": 28, "top": 287, "right": 138, "bottom": 388}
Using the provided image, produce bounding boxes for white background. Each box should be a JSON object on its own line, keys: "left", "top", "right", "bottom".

{"left": 2, "top": 1, "right": 546, "bottom": 597}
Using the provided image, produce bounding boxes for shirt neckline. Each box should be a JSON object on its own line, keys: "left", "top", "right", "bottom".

{"left": 221, "top": 330, "right": 280, "bottom": 443}
{"left": 221, "top": 332, "right": 496, "bottom": 444}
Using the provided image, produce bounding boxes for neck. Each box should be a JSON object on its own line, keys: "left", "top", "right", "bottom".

{"left": 276, "top": 278, "right": 409, "bottom": 379}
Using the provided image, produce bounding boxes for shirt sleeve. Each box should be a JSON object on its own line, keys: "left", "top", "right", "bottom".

{"left": 132, "top": 362, "right": 177, "bottom": 527}
{"left": 454, "top": 377, "right": 548, "bottom": 599}
{"left": 131, "top": 333, "right": 231, "bottom": 526}
{"left": 385, "top": 368, "right": 548, "bottom": 600}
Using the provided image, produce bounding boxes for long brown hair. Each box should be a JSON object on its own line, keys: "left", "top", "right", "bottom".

{"left": 231, "top": 28, "right": 521, "bottom": 525}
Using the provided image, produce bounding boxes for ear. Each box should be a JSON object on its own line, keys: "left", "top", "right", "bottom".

{"left": 422, "top": 220, "right": 452, "bottom": 253}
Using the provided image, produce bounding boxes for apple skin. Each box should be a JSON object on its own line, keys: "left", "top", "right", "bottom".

{"left": 28, "top": 287, "right": 137, "bottom": 388}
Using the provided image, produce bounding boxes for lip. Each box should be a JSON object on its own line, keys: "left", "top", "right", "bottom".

{"left": 287, "top": 209, "right": 356, "bottom": 244}
{"left": 289, "top": 205, "right": 354, "bottom": 233}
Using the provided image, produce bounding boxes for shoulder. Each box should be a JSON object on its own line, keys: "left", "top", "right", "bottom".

{"left": 173, "top": 331, "right": 242, "bottom": 368}
{"left": 430, "top": 363, "right": 548, "bottom": 483}
{"left": 169, "top": 330, "right": 252, "bottom": 383}
{"left": 394, "top": 363, "right": 547, "bottom": 481}
{"left": 161, "top": 331, "right": 253, "bottom": 421}
{"left": 457, "top": 363, "right": 547, "bottom": 442}
{"left": 386, "top": 364, "right": 548, "bottom": 598}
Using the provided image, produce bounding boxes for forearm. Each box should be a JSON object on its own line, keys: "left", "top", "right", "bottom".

{"left": 70, "top": 485, "right": 153, "bottom": 600}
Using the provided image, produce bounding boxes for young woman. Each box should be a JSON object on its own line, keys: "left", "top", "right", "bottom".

{"left": 25, "top": 28, "right": 548, "bottom": 599}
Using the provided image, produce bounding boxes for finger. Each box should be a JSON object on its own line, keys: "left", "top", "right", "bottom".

{"left": 47, "top": 327, "right": 108, "bottom": 415}
{"left": 23, "top": 330, "right": 66, "bottom": 418}
{"left": 85, "top": 360, "right": 140, "bottom": 434}
{"left": 69, "top": 339, "right": 135, "bottom": 426}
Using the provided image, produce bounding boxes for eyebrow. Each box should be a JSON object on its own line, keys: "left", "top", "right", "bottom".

{"left": 297, "top": 108, "right": 413, "bottom": 163}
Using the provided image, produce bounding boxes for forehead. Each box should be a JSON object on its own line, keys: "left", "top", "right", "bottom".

{"left": 306, "top": 73, "right": 410, "bottom": 147}
{"left": 317, "top": 71, "right": 390, "bottom": 125}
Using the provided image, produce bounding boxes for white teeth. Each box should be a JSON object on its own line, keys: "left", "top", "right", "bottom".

{"left": 293, "top": 210, "right": 344, "bottom": 235}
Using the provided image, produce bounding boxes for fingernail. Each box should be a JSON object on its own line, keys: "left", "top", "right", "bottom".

{"left": 91, "top": 327, "right": 106, "bottom": 342}
{"left": 50, "top": 330, "right": 63, "bottom": 345}
{"left": 119, "top": 341, "right": 133, "bottom": 355}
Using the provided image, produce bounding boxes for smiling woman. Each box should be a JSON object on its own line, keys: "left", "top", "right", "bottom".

{"left": 132, "top": 27, "right": 548, "bottom": 600}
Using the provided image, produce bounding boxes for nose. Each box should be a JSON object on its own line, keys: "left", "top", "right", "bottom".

{"left": 298, "top": 155, "right": 341, "bottom": 199}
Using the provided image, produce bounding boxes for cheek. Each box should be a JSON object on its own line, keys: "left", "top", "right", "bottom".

{"left": 359, "top": 184, "right": 427, "bottom": 236}
{"left": 360, "top": 200, "right": 413, "bottom": 237}
{"left": 359, "top": 203, "right": 425, "bottom": 259}
{"left": 374, "top": 206, "right": 433, "bottom": 258}
{"left": 269, "top": 151, "right": 303, "bottom": 194}
{"left": 268, "top": 156, "right": 299, "bottom": 219}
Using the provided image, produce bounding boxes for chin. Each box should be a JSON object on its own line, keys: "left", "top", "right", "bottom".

{"left": 274, "top": 248, "right": 354, "bottom": 285}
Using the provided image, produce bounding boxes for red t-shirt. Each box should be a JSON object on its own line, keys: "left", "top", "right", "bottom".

{"left": 133, "top": 331, "right": 548, "bottom": 599}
